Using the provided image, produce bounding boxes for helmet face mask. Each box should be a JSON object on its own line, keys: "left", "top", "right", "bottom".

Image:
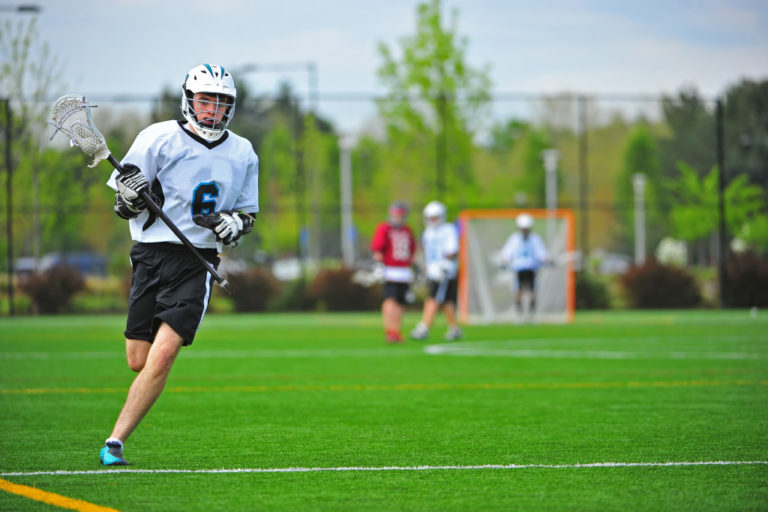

{"left": 181, "top": 64, "right": 236, "bottom": 142}
{"left": 388, "top": 200, "right": 409, "bottom": 227}
{"left": 423, "top": 201, "right": 446, "bottom": 228}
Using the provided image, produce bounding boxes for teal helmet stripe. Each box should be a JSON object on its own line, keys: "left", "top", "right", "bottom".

{"left": 203, "top": 63, "right": 214, "bottom": 76}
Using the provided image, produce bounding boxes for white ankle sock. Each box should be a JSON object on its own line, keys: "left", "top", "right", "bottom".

{"left": 105, "top": 437, "right": 123, "bottom": 448}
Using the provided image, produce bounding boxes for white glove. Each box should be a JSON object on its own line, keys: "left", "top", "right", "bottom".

{"left": 438, "top": 260, "right": 453, "bottom": 280}
{"left": 115, "top": 164, "right": 149, "bottom": 214}
{"left": 372, "top": 263, "right": 385, "bottom": 283}
{"left": 213, "top": 212, "right": 244, "bottom": 246}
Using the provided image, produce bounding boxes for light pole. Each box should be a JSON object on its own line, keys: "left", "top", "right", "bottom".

{"left": 338, "top": 135, "right": 355, "bottom": 267}
{"left": 633, "top": 173, "right": 646, "bottom": 265}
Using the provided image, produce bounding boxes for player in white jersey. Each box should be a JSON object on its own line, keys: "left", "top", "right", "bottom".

{"left": 498, "top": 213, "right": 550, "bottom": 321}
{"left": 99, "top": 64, "right": 259, "bottom": 466}
{"left": 410, "top": 201, "right": 463, "bottom": 341}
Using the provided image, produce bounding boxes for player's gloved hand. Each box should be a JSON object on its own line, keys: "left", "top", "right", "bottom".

{"left": 193, "top": 210, "right": 255, "bottom": 247}
{"left": 372, "top": 263, "right": 385, "bottom": 283}
{"left": 114, "top": 164, "right": 149, "bottom": 219}
{"left": 438, "top": 260, "right": 453, "bottom": 280}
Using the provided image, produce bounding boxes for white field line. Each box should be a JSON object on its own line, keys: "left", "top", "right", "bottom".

{"left": 423, "top": 345, "right": 765, "bottom": 360}
{"left": 1, "top": 460, "right": 766, "bottom": 477}
{"left": 1, "top": 334, "right": 765, "bottom": 361}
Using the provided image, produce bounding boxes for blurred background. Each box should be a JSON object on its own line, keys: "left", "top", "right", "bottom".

{"left": 1, "top": 0, "right": 767, "bottom": 316}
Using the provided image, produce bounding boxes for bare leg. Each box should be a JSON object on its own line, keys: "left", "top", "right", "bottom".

{"left": 442, "top": 302, "right": 459, "bottom": 329}
{"left": 125, "top": 339, "right": 151, "bottom": 372}
{"left": 110, "top": 323, "right": 184, "bottom": 442}
{"left": 420, "top": 298, "right": 439, "bottom": 328}
{"left": 382, "top": 298, "right": 404, "bottom": 334}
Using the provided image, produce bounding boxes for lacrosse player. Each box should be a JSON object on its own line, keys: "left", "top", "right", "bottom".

{"left": 498, "top": 213, "right": 550, "bottom": 321}
{"left": 370, "top": 201, "right": 417, "bottom": 343}
{"left": 99, "top": 64, "right": 258, "bottom": 466}
{"left": 410, "top": 201, "right": 463, "bottom": 341}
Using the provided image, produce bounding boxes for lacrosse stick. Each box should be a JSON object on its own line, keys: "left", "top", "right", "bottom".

{"left": 48, "top": 94, "right": 231, "bottom": 294}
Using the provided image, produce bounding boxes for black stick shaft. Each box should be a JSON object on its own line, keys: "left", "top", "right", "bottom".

{"left": 107, "top": 155, "right": 231, "bottom": 294}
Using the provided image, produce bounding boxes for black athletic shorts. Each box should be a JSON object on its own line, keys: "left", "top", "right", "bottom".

{"left": 125, "top": 242, "right": 219, "bottom": 346}
{"left": 427, "top": 277, "right": 458, "bottom": 305}
{"left": 383, "top": 281, "right": 411, "bottom": 305}
{"left": 517, "top": 269, "right": 536, "bottom": 291}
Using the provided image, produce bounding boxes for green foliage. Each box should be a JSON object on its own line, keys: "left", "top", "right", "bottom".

{"left": 723, "top": 79, "right": 768, "bottom": 191}
{"left": 668, "top": 162, "right": 767, "bottom": 244}
{"left": 619, "top": 259, "right": 702, "bottom": 309}
{"left": 575, "top": 272, "right": 611, "bottom": 310}
{"left": 19, "top": 264, "right": 85, "bottom": 314}
{"left": 376, "top": 0, "right": 492, "bottom": 211}
{"left": 617, "top": 124, "right": 665, "bottom": 252}
{"left": 658, "top": 87, "right": 716, "bottom": 182}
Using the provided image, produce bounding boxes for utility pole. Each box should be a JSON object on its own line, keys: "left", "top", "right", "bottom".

{"left": 3, "top": 99, "right": 13, "bottom": 316}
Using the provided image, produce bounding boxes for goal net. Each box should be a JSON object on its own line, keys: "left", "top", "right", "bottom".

{"left": 458, "top": 209, "right": 575, "bottom": 324}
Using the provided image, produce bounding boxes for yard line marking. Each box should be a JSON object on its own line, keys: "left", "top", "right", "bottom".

{"left": 424, "top": 342, "right": 766, "bottom": 360}
{"left": 3, "top": 379, "right": 766, "bottom": 396}
{"left": 2, "top": 460, "right": 766, "bottom": 477}
{"left": 0, "top": 477, "right": 119, "bottom": 511}
{"left": 0, "top": 348, "right": 422, "bottom": 360}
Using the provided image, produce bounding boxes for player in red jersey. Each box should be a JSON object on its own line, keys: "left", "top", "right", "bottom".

{"left": 370, "top": 201, "right": 417, "bottom": 343}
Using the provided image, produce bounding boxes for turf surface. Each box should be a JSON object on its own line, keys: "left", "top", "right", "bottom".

{"left": 0, "top": 310, "right": 766, "bottom": 511}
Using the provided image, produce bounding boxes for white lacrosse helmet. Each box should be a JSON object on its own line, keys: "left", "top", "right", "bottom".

{"left": 181, "top": 64, "right": 236, "bottom": 142}
{"left": 423, "top": 201, "right": 446, "bottom": 227}
{"left": 516, "top": 213, "right": 534, "bottom": 229}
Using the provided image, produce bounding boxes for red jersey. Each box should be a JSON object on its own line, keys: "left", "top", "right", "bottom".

{"left": 371, "top": 222, "right": 416, "bottom": 267}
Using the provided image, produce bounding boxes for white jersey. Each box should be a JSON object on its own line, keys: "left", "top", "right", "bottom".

{"left": 499, "top": 231, "right": 548, "bottom": 272}
{"left": 422, "top": 221, "right": 459, "bottom": 280}
{"left": 107, "top": 121, "right": 259, "bottom": 249}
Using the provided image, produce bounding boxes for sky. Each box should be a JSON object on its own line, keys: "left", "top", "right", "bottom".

{"left": 6, "top": 0, "right": 768, "bottom": 132}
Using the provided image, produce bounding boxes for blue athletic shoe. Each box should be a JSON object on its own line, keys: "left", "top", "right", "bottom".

{"left": 99, "top": 441, "right": 129, "bottom": 466}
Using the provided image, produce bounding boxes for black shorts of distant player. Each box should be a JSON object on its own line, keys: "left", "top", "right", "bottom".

{"left": 427, "top": 278, "right": 458, "bottom": 305}
{"left": 516, "top": 269, "right": 536, "bottom": 291}
{"left": 383, "top": 281, "right": 412, "bottom": 306}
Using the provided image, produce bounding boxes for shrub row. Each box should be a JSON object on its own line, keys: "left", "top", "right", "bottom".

{"left": 12, "top": 250, "right": 768, "bottom": 314}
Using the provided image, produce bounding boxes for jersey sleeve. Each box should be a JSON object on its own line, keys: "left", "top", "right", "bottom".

{"left": 443, "top": 223, "right": 459, "bottom": 257}
{"left": 370, "top": 223, "right": 388, "bottom": 253}
{"left": 106, "top": 125, "right": 162, "bottom": 191}
{"left": 233, "top": 151, "right": 259, "bottom": 213}
{"left": 533, "top": 234, "right": 549, "bottom": 262}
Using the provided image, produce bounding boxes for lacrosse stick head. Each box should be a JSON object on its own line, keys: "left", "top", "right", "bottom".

{"left": 48, "top": 94, "right": 111, "bottom": 168}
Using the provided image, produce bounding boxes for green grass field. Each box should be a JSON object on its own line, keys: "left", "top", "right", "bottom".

{"left": 1, "top": 310, "right": 767, "bottom": 511}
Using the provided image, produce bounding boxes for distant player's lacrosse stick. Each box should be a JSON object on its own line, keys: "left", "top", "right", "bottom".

{"left": 47, "top": 94, "right": 231, "bottom": 294}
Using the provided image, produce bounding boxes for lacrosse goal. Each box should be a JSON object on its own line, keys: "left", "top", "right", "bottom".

{"left": 458, "top": 209, "right": 576, "bottom": 324}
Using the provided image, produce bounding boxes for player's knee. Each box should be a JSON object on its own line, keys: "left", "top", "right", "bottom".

{"left": 127, "top": 358, "right": 145, "bottom": 373}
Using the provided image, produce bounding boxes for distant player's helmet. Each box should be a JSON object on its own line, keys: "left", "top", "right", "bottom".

{"left": 181, "top": 64, "right": 236, "bottom": 142}
{"left": 516, "top": 213, "right": 534, "bottom": 230}
{"left": 388, "top": 200, "right": 409, "bottom": 227}
{"left": 423, "top": 201, "right": 446, "bottom": 227}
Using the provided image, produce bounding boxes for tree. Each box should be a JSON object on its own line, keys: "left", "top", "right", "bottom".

{"left": 616, "top": 124, "right": 664, "bottom": 254}
{"left": 658, "top": 87, "right": 716, "bottom": 181}
{"left": 0, "top": 17, "right": 72, "bottom": 268}
{"left": 723, "top": 79, "right": 768, "bottom": 191}
{"left": 668, "top": 162, "right": 767, "bottom": 259}
{"left": 376, "top": 0, "right": 492, "bottom": 213}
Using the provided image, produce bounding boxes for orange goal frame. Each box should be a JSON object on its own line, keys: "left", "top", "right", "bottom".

{"left": 457, "top": 208, "right": 576, "bottom": 324}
